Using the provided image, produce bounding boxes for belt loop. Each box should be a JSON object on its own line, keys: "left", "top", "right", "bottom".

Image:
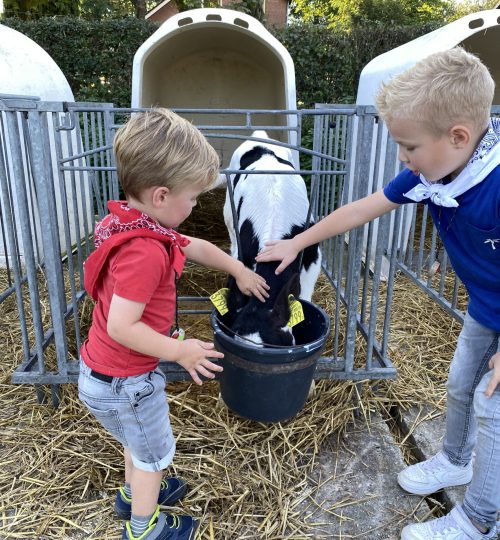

{"left": 111, "top": 377, "right": 123, "bottom": 394}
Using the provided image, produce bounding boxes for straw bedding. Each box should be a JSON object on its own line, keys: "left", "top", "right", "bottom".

{"left": 0, "top": 190, "right": 466, "bottom": 539}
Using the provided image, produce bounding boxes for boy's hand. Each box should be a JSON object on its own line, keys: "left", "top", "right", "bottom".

{"left": 175, "top": 339, "right": 224, "bottom": 386}
{"left": 485, "top": 352, "right": 500, "bottom": 398}
{"left": 256, "top": 238, "right": 299, "bottom": 275}
{"left": 235, "top": 265, "right": 269, "bottom": 302}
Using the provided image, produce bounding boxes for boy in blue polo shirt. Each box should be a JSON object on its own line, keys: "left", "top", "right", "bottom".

{"left": 256, "top": 47, "right": 500, "bottom": 539}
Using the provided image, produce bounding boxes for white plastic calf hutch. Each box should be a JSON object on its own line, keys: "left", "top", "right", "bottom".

{"left": 0, "top": 24, "right": 73, "bottom": 102}
{"left": 357, "top": 10, "right": 500, "bottom": 106}
{"left": 0, "top": 24, "right": 92, "bottom": 268}
{"left": 131, "top": 8, "right": 298, "bottom": 166}
{"left": 351, "top": 10, "right": 500, "bottom": 273}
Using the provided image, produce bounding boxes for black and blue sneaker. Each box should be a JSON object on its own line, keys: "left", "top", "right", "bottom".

{"left": 122, "top": 506, "right": 198, "bottom": 540}
{"left": 115, "top": 477, "right": 188, "bottom": 520}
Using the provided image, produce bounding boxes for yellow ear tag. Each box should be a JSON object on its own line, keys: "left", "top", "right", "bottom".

{"left": 210, "top": 288, "right": 229, "bottom": 315}
{"left": 288, "top": 295, "right": 304, "bottom": 327}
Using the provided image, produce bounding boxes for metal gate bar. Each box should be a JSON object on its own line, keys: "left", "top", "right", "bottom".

{"left": 7, "top": 98, "right": 478, "bottom": 404}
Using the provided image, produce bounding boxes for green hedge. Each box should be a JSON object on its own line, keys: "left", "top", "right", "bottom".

{"left": 276, "top": 22, "right": 439, "bottom": 107}
{"left": 3, "top": 17, "right": 439, "bottom": 108}
{"left": 3, "top": 17, "right": 158, "bottom": 107}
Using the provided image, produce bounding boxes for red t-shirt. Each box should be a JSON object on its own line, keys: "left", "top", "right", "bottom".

{"left": 81, "top": 237, "right": 179, "bottom": 376}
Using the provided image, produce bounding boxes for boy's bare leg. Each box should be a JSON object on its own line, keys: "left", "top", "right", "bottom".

{"left": 124, "top": 447, "right": 163, "bottom": 515}
{"left": 130, "top": 464, "right": 163, "bottom": 516}
{"left": 124, "top": 448, "right": 133, "bottom": 485}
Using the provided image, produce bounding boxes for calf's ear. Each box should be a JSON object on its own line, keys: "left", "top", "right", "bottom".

{"left": 271, "top": 273, "right": 300, "bottom": 327}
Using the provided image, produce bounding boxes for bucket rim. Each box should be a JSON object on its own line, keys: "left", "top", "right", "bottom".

{"left": 211, "top": 299, "right": 330, "bottom": 357}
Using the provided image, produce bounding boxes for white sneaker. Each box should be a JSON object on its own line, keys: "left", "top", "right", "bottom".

{"left": 398, "top": 452, "right": 473, "bottom": 495}
{"left": 401, "top": 506, "right": 498, "bottom": 540}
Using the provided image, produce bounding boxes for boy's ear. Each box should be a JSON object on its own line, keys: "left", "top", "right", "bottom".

{"left": 448, "top": 125, "right": 471, "bottom": 148}
{"left": 152, "top": 186, "right": 170, "bottom": 206}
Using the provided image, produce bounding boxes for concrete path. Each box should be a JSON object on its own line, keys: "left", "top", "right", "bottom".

{"left": 301, "top": 405, "right": 500, "bottom": 539}
{"left": 300, "top": 412, "right": 430, "bottom": 539}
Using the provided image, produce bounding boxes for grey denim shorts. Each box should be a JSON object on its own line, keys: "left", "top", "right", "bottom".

{"left": 78, "top": 359, "right": 175, "bottom": 472}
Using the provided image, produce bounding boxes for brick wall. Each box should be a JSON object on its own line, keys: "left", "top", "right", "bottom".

{"left": 147, "top": 2, "right": 179, "bottom": 23}
{"left": 263, "top": 0, "right": 287, "bottom": 28}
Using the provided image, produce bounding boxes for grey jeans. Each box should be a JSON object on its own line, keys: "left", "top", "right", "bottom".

{"left": 443, "top": 312, "right": 500, "bottom": 528}
{"left": 78, "top": 359, "right": 176, "bottom": 472}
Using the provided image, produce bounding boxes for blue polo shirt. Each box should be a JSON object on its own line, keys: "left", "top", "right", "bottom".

{"left": 384, "top": 166, "right": 500, "bottom": 331}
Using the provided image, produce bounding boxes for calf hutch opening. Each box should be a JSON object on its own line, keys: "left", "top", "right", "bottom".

{"left": 1, "top": 101, "right": 404, "bottom": 407}
{"left": 131, "top": 8, "right": 298, "bottom": 167}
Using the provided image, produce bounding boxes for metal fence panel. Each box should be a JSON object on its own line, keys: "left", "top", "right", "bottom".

{"left": 10, "top": 100, "right": 481, "bottom": 403}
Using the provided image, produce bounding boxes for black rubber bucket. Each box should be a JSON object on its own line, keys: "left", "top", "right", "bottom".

{"left": 211, "top": 300, "right": 330, "bottom": 423}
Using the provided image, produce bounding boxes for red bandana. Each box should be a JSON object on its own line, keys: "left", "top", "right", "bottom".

{"left": 84, "top": 201, "right": 189, "bottom": 300}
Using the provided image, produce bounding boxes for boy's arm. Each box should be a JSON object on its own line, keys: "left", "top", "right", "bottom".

{"left": 107, "top": 293, "right": 223, "bottom": 385}
{"left": 182, "top": 237, "right": 270, "bottom": 301}
{"left": 256, "top": 190, "right": 400, "bottom": 274}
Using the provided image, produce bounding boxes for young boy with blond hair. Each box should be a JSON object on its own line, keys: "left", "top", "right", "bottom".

{"left": 256, "top": 48, "right": 500, "bottom": 539}
{"left": 78, "top": 108, "right": 269, "bottom": 540}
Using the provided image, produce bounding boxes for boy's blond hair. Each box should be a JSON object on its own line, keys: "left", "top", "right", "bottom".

{"left": 375, "top": 47, "right": 495, "bottom": 136}
{"left": 113, "top": 108, "right": 220, "bottom": 201}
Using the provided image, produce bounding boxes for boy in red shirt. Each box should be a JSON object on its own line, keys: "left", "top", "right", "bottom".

{"left": 78, "top": 108, "right": 269, "bottom": 540}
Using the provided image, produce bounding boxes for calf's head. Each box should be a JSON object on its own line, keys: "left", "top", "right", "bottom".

{"left": 224, "top": 272, "right": 300, "bottom": 347}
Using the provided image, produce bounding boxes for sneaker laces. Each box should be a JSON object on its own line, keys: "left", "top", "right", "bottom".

{"left": 165, "top": 514, "right": 181, "bottom": 530}
{"left": 160, "top": 478, "right": 169, "bottom": 490}
{"left": 429, "top": 512, "right": 461, "bottom": 534}
{"left": 418, "top": 453, "right": 449, "bottom": 474}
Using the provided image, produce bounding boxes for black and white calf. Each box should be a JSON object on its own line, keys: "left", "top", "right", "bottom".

{"left": 222, "top": 131, "right": 321, "bottom": 346}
